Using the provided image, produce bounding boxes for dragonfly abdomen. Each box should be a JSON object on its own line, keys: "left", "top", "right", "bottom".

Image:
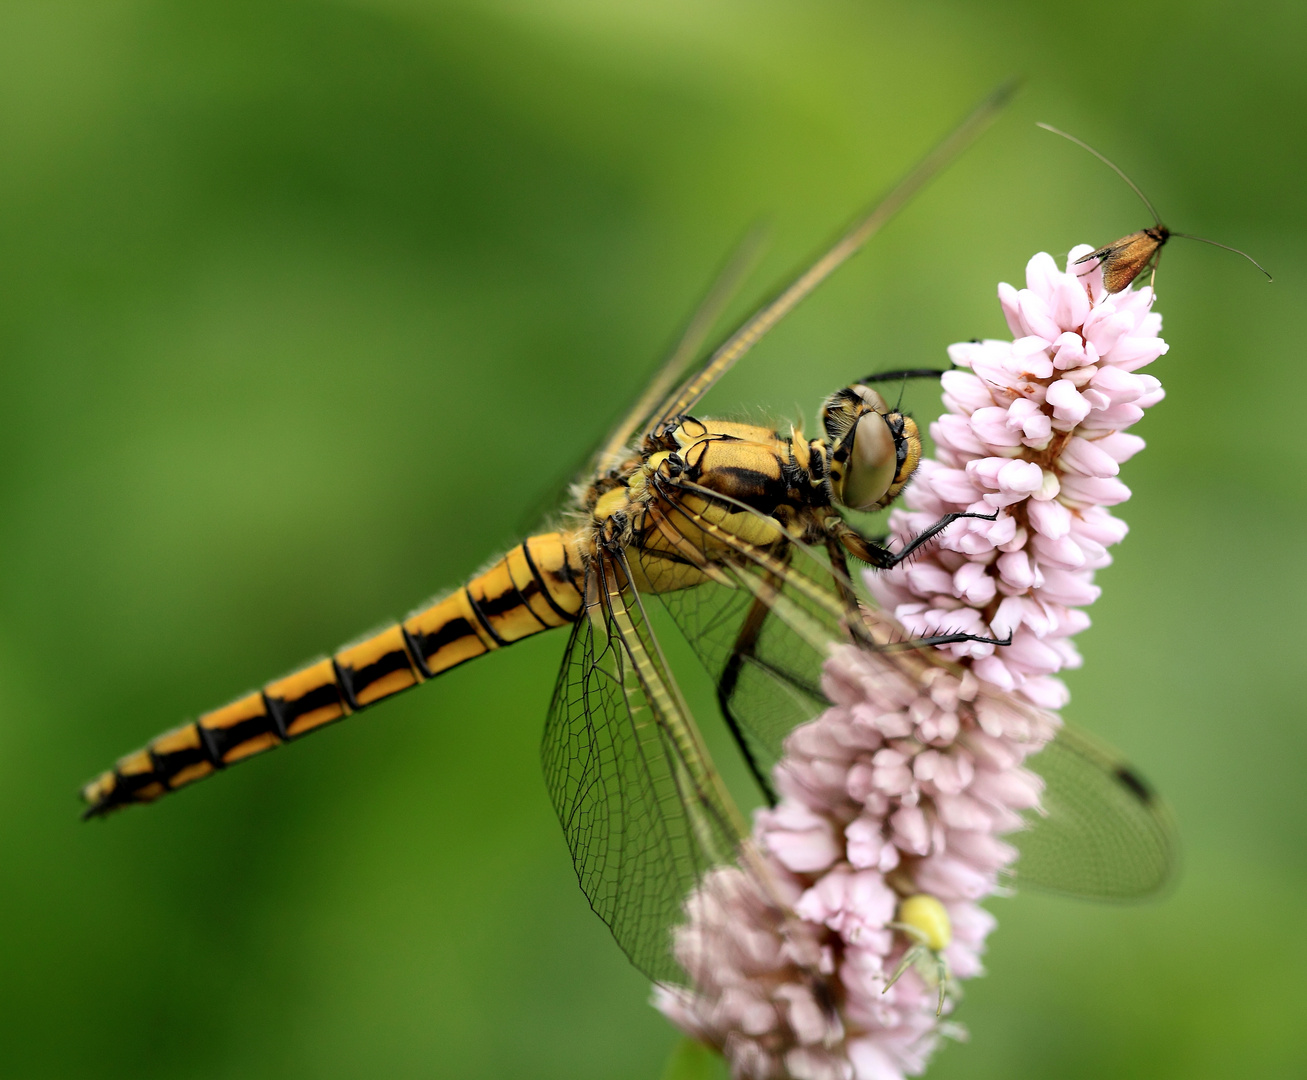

{"left": 80, "top": 532, "right": 585, "bottom": 817}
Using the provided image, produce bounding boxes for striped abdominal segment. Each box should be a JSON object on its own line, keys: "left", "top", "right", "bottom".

{"left": 81, "top": 532, "right": 586, "bottom": 816}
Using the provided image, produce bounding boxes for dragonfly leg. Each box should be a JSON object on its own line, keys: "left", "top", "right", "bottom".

{"left": 828, "top": 511, "right": 999, "bottom": 570}
{"left": 716, "top": 587, "right": 782, "bottom": 807}
{"left": 824, "top": 516, "right": 1010, "bottom": 646}
{"left": 884, "top": 627, "right": 1013, "bottom": 649}
{"left": 854, "top": 366, "right": 954, "bottom": 385}
{"left": 824, "top": 535, "right": 876, "bottom": 647}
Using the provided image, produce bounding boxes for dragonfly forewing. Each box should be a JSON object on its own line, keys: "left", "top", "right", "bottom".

{"left": 542, "top": 550, "right": 747, "bottom": 984}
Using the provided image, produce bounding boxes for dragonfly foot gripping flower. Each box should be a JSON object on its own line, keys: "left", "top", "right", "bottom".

{"left": 656, "top": 247, "right": 1170, "bottom": 1079}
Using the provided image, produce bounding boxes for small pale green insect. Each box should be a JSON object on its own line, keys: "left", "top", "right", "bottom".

{"left": 885, "top": 893, "right": 955, "bottom": 1016}
{"left": 897, "top": 893, "right": 952, "bottom": 952}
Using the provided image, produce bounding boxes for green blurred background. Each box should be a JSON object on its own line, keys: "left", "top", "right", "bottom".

{"left": 1, "top": 1, "right": 1302, "bottom": 1077}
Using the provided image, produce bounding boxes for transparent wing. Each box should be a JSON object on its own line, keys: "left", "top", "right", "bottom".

{"left": 516, "top": 231, "right": 766, "bottom": 535}
{"left": 592, "top": 228, "right": 767, "bottom": 474}
{"left": 619, "top": 470, "right": 1178, "bottom": 904}
{"left": 862, "top": 608, "right": 1179, "bottom": 901}
{"left": 541, "top": 552, "right": 746, "bottom": 984}
{"left": 657, "top": 574, "right": 828, "bottom": 798}
{"left": 632, "top": 488, "right": 853, "bottom": 798}
{"left": 1015, "top": 723, "right": 1179, "bottom": 900}
{"left": 647, "top": 81, "right": 1016, "bottom": 431}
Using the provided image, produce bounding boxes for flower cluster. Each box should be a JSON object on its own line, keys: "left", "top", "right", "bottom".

{"left": 655, "top": 247, "right": 1167, "bottom": 1079}
{"left": 871, "top": 247, "right": 1166, "bottom": 709}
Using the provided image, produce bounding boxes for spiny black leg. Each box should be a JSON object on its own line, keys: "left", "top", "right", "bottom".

{"left": 886, "top": 510, "right": 999, "bottom": 567}
{"left": 884, "top": 628, "right": 1014, "bottom": 650}
{"left": 830, "top": 511, "right": 999, "bottom": 570}
{"left": 819, "top": 521, "right": 1011, "bottom": 648}
{"left": 717, "top": 589, "right": 781, "bottom": 806}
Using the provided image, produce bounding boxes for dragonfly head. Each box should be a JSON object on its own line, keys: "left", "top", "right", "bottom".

{"left": 821, "top": 384, "right": 922, "bottom": 512}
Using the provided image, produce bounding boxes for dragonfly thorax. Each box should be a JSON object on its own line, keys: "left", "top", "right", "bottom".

{"left": 583, "top": 416, "right": 834, "bottom": 559}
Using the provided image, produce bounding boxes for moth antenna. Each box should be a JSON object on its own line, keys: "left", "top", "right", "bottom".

{"left": 894, "top": 373, "right": 909, "bottom": 412}
{"left": 1036, "top": 122, "right": 1163, "bottom": 226}
{"left": 1169, "top": 233, "right": 1273, "bottom": 282}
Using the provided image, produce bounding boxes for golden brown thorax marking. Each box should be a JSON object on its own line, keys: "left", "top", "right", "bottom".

{"left": 81, "top": 531, "right": 586, "bottom": 816}
{"left": 587, "top": 418, "right": 815, "bottom": 596}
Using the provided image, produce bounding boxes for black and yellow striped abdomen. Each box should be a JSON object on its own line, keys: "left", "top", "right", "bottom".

{"left": 82, "top": 532, "right": 586, "bottom": 816}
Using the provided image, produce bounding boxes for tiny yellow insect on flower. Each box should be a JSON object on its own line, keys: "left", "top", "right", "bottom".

{"left": 885, "top": 893, "right": 954, "bottom": 1016}
{"left": 897, "top": 894, "right": 951, "bottom": 952}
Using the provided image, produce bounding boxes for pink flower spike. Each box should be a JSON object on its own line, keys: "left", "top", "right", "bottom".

{"left": 657, "top": 246, "right": 1167, "bottom": 1080}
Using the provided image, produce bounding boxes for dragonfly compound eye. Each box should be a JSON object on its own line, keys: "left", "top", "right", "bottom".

{"left": 838, "top": 411, "right": 898, "bottom": 511}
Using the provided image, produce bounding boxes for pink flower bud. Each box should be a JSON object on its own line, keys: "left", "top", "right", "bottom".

{"left": 1084, "top": 402, "right": 1145, "bottom": 428}
{"left": 933, "top": 413, "right": 988, "bottom": 456}
{"left": 1059, "top": 436, "right": 1121, "bottom": 477}
{"left": 1021, "top": 674, "right": 1071, "bottom": 709}
{"left": 953, "top": 560, "right": 996, "bottom": 605}
{"left": 1030, "top": 531, "right": 1086, "bottom": 570}
{"left": 1027, "top": 496, "right": 1072, "bottom": 539}
{"left": 759, "top": 803, "right": 841, "bottom": 873}
{"left": 1094, "top": 431, "right": 1146, "bottom": 463}
{"left": 1074, "top": 506, "right": 1130, "bottom": 545}
{"left": 1011, "top": 335, "right": 1055, "bottom": 377}
{"left": 1046, "top": 378, "right": 1092, "bottom": 423}
{"left": 996, "top": 549, "right": 1035, "bottom": 590}
{"left": 940, "top": 369, "right": 994, "bottom": 413}
{"left": 997, "top": 458, "right": 1044, "bottom": 494}
{"left": 1019, "top": 290, "right": 1063, "bottom": 341}
{"left": 929, "top": 467, "right": 982, "bottom": 504}
{"left": 1059, "top": 474, "right": 1131, "bottom": 506}
{"left": 1083, "top": 308, "right": 1135, "bottom": 355}
{"left": 998, "top": 281, "right": 1026, "bottom": 337}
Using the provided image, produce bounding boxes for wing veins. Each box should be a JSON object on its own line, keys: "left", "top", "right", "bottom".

{"left": 596, "top": 228, "right": 768, "bottom": 471}
{"left": 606, "top": 548, "right": 746, "bottom": 850}
{"left": 542, "top": 549, "right": 755, "bottom": 982}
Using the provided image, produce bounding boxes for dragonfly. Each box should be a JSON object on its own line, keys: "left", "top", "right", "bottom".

{"left": 80, "top": 86, "right": 1177, "bottom": 987}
